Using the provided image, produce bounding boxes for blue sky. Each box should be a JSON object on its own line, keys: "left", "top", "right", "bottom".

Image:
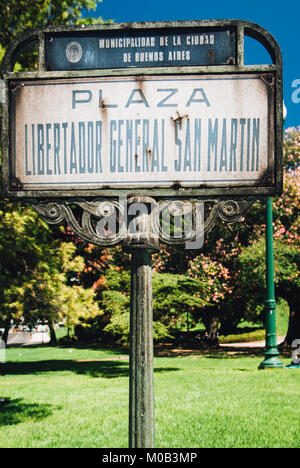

{"left": 86, "top": 0, "right": 300, "bottom": 128}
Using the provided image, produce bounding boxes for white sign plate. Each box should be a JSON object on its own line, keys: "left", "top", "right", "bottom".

{"left": 11, "top": 74, "right": 274, "bottom": 191}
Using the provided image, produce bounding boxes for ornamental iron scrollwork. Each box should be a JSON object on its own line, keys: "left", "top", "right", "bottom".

{"left": 33, "top": 197, "right": 254, "bottom": 249}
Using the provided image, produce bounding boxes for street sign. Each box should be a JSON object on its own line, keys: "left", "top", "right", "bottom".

{"left": 45, "top": 27, "right": 236, "bottom": 70}
{"left": 1, "top": 20, "right": 283, "bottom": 198}
{"left": 10, "top": 74, "right": 274, "bottom": 192}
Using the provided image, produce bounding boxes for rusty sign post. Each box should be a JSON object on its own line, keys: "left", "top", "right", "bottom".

{"left": 1, "top": 20, "right": 283, "bottom": 448}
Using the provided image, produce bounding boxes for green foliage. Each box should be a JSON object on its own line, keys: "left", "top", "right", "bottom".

{"left": 98, "top": 270, "right": 173, "bottom": 344}
{"left": 101, "top": 287, "right": 130, "bottom": 343}
{"left": 219, "top": 329, "right": 266, "bottom": 343}
{"left": 75, "top": 270, "right": 210, "bottom": 344}
{"left": 60, "top": 283, "right": 101, "bottom": 329}
{"left": 0, "top": 1, "right": 107, "bottom": 71}
{"left": 153, "top": 273, "right": 209, "bottom": 329}
{"left": 0, "top": 0, "right": 103, "bottom": 48}
{"left": 151, "top": 130, "right": 299, "bottom": 338}
{"left": 0, "top": 201, "right": 100, "bottom": 333}
{"left": 0, "top": 44, "right": 5, "bottom": 62}
{"left": 104, "top": 310, "right": 130, "bottom": 344}
{"left": 276, "top": 298, "right": 290, "bottom": 336}
{"left": 0, "top": 0, "right": 105, "bottom": 337}
{"left": 0, "top": 202, "right": 56, "bottom": 324}
{"left": 238, "top": 235, "right": 299, "bottom": 323}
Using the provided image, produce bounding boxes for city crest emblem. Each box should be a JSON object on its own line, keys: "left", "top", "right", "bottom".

{"left": 66, "top": 41, "right": 83, "bottom": 63}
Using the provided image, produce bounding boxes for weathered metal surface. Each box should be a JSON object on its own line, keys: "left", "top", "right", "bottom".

{"left": 129, "top": 249, "right": 155, "bottom": 448}
{"left": 45, "top": 27, "right": 236, "bottom": 70}
{"left": 1, "top": 19, "right": 283, "bottom": 199}
{"left": 0, "top": 19, "right": 283, "bottom": 79}
{"left": 32, "top": 197, "right": 254, "bottom": 247}
{"left": 126, "top": 197, "right": 158, "bottom": 448}
{"left": 9, "top": 73, "right": 274, "bottom": 194}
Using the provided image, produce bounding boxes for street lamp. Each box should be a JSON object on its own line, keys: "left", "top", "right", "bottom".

{"left": 258, "top": 196, "right": 284, "bottom": 369}
{"left": 258, "top": 102, "right": 286, "bottom": 369}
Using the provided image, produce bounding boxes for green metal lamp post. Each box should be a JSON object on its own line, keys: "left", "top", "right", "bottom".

{"left": 259, "top": 101, "right": 286, "bottom": 370}
{"left": 258, "top": 197, "right": 284, "bottom": 369}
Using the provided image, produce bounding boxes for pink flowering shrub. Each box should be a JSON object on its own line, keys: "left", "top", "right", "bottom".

{"left": 74, "top": 129, "right": 300, "bottom": 340}
{"left": 152, "top": 128, "right": 299, "bottom": 336}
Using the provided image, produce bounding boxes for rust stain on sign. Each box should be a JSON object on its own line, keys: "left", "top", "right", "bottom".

{"left": 170, "top": 111, "right": 189, "bottom": 125}
{"left": 10, "top": 73, "right": 274, "bottom": 191}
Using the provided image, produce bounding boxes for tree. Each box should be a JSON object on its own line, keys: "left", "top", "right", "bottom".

{"left": 73, "top": 268, "right": 212, "bottom": 345}
{"left": 0, "top": 203, "right": 101, "bottom": 343}
{"left": 0, "top": 203, "right": 54, "bottom": 341}
{"left": 152, "top": 128, "right": 300, "bottom": 343}
{"left": 242, "top": 128, "right": 300, "bottom": 345}
{"left": 0, "top": 0, "right": 103, "bottom": 48}
{"left": 0, "top": 0, "right": 105, "bottom": 341}
{"left": 238, "top": 236, "right": 299, "bottom": 345}
{"left": 69, "top": 129, "right": 299, "bottom": 345}
{"left": 0, "top": 0, "right": 106, "bottom": 70}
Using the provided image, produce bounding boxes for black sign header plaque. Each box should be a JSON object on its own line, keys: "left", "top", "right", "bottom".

{"left": 45, "top": 28, "right": 236, "bottom": 71}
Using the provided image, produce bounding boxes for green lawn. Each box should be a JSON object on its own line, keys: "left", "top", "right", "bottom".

{"left": 0, "top": 345, "right": 299, "bottom": 448}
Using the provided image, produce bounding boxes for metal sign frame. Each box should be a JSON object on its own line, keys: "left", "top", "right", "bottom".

{"left": 1, "top": 20, "right": 283, "bottom": 200}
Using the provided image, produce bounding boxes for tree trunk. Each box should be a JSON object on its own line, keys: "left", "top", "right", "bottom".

{"left": 2, "top": 320, "right": 10, "bottom": 345}
{"left": 207, "top": 315, "right": 220, "bottom": 346}
{"left": 202, "top": 305, "right": 220, "bottom": 347}
{"left": 49, "top": 321, "right": 57, "bottom": 344}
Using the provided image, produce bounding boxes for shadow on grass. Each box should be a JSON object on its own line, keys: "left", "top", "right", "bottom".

{"left": 0, "top": 398, "right": 56, "bottom": 426}
{"left": 155, "top": 345, "right": 266, "bottom": 359}
{"left": 2, "top": 360, "right": 178, "bottom": 379}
